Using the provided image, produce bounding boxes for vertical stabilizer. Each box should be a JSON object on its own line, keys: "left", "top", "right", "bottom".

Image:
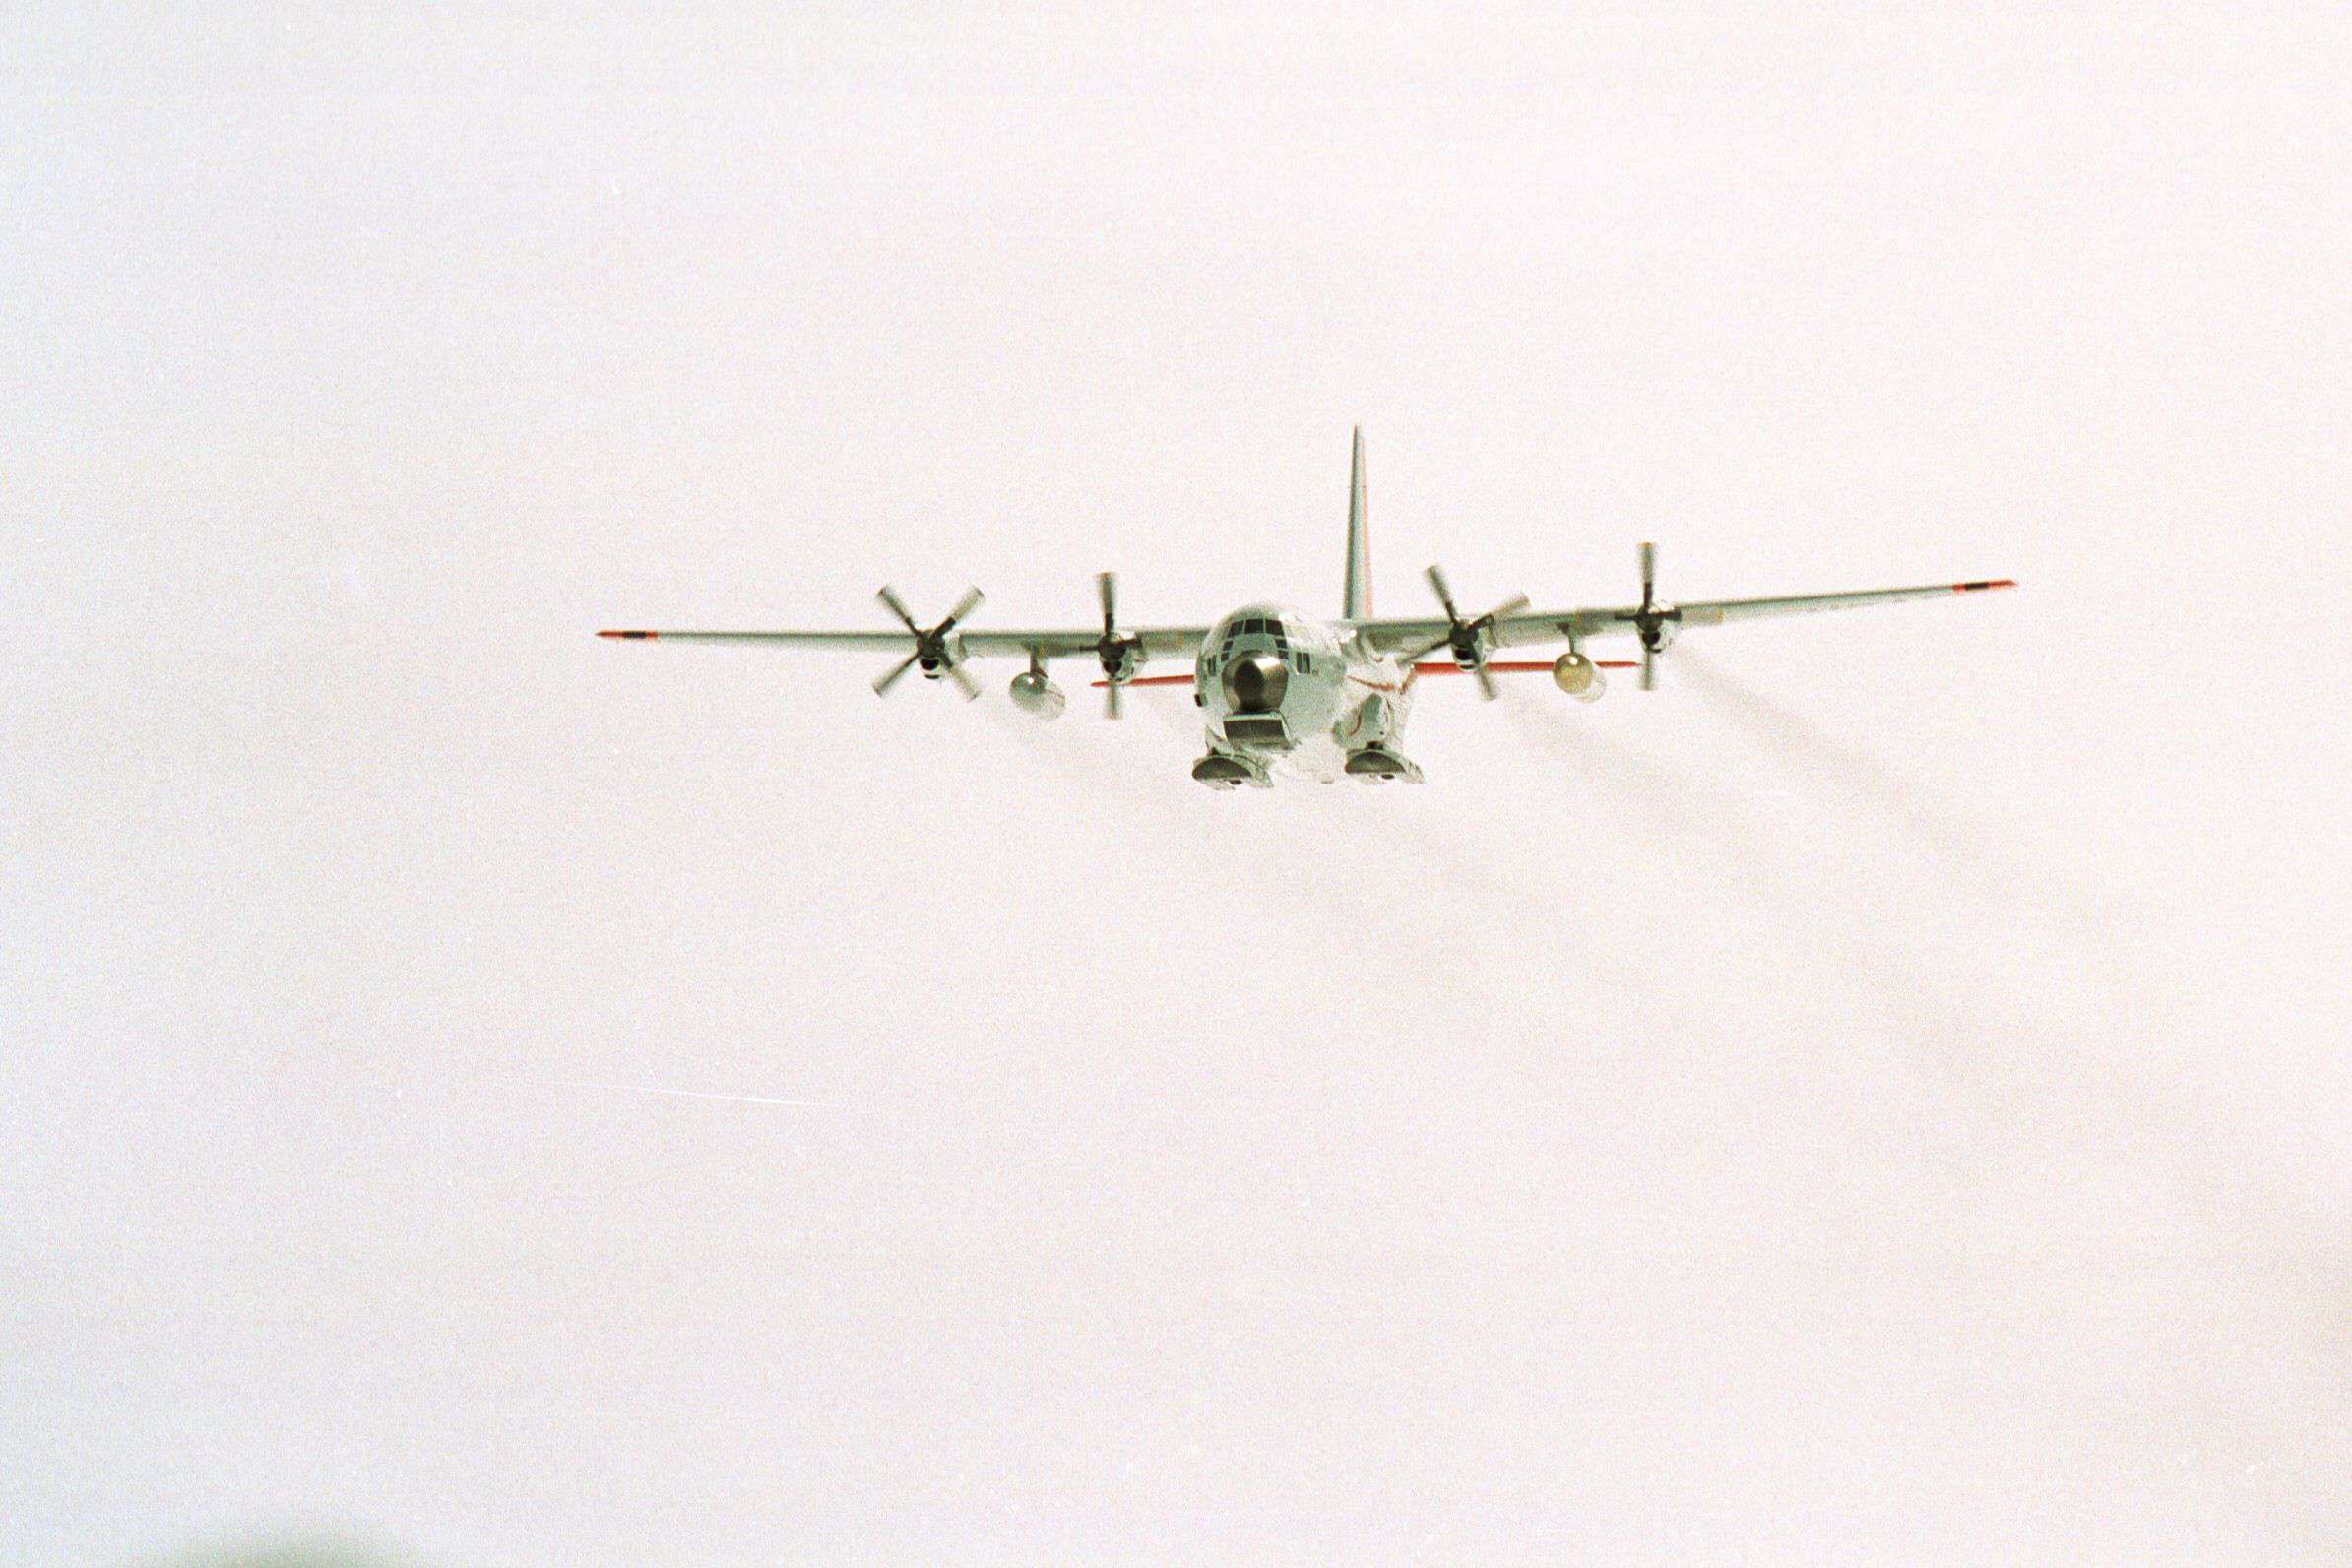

{"left": 1344, "top": 426, "right": 1371, "bottom": 618}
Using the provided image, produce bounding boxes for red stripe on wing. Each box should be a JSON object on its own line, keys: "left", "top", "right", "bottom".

{"left": 1410, "top": 659, "right": 1640, "bottom": 674}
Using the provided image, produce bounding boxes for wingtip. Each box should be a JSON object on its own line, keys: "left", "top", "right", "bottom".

{"left": 1952, "top": 579, "right": 2018, "bottom": 594}
{"left": 599, "top": 629, "right": 658, "bottom": 639}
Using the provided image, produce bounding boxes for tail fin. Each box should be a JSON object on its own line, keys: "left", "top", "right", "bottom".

{"left": 1343, "top": 426, "right": 1371, "bottom": 618}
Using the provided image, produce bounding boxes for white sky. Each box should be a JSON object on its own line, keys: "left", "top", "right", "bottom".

{"left": 6, "top": 4, "right": 2351, "bottom": 1563}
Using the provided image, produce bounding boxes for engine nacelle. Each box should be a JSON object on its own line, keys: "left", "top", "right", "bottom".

{"left": 1008, "top": 670, "right": 1066, "bottom": 719}
{"left": 1552, "top": 651, "right": 1606, "bottom": 702}
{"left": 1101, "top": 642, "right": 1144, "bottom": 684}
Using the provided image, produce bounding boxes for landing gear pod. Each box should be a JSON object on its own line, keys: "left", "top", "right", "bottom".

{"left": 1553, "top": 651, "right": 1606, "bottom": 702}
{"left": 1008, "top": 669, "right": 1066, "bottom": 719}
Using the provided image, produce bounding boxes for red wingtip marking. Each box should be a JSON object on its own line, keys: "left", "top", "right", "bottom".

{"left": 599, "top": 629, "right": 658, "bottom": 639}
{"left": 1953, "top": 579, "right": 2017, "bottom": 594}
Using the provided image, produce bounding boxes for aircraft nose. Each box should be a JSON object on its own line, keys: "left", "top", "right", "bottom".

{"left": 1223, "top": 651, "right": 1289, "bottom": 713}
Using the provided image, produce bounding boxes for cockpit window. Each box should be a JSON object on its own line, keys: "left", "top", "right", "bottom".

{"left": 1229, "top": 615, "right": 1295, "bottom": 643}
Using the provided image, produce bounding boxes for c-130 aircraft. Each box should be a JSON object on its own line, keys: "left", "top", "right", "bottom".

{"left": 601, "top": 431, "right": 2013, "bottom": 788}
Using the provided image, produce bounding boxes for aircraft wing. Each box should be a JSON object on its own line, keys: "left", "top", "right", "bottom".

{"left": 1351, "top": 578, "right": 2014, "bottom": 654}
{"left": 597, "top": 626, "right": 1213, "bottom": 659}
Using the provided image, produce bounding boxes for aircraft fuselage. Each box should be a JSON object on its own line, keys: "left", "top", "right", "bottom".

{"left": 1192, "top": 604, "right": 1417, "bottom": 785}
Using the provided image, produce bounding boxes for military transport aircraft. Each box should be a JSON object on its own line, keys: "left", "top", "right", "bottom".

{"left": 600, "top": 431, "right": 2014, "bottom": 787}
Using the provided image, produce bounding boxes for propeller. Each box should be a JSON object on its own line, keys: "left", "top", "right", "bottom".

{"left": 1400, "top": 564, "right": 1529, "bottom": 699}
{"left": 1624, "top": 541, "right": 1681, "bottom": 690}
{"left": 1093, "top": 571, "right": 1144, "bottom": 719}
{"left": 872, "top": 584, "right": 985, "bottom": 699}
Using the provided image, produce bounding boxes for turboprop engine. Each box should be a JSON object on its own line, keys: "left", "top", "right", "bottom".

{"left": 1552, "top": 651, "right": 1606, "bottom": 702}
{"left": 1008, "top": 669, "right": 1066, "bottom": 719}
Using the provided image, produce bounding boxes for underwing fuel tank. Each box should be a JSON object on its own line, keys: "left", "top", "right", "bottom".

{"left": 1553, "top": 651, "right": 1606, "bottom": 702}
{"left": 1008, "top": 670, "right": 1066, "bottom": 719}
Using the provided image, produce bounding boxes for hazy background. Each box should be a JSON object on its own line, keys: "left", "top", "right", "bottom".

{"left": 7, "top": 4, "right": 2351, "bottom": 1562}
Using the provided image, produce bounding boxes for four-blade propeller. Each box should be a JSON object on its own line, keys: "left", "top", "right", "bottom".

{"left": 872, "top": 584, "right": 985, "bottom": 699}
{"left": 1399, "top": 564, "right": 1530, "bottom": 699}
{"left": 1621, "top": 541, "right": 1680, "bottom": 690}
{"left": 1094, "top": 571, "right": 1144, "bottom": 719}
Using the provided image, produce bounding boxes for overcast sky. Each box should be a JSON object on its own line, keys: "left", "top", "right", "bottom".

{"left": 7, "top": 4, "right": 2351, "bottom": 1563}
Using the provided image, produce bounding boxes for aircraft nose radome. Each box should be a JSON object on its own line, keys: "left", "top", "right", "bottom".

{"left": 1223, "top": 652, "right": 1289, "bottom": 714}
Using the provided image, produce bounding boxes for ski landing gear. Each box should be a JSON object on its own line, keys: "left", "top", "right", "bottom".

{"left": 1344, "top": 746, "right": 1423, "bottom": 784}
{"left": 1191, "top": 751, "right": 1272, "bottom": 790}
{"left": 1338, "top": 692, "right": 1422, "bottom": 784}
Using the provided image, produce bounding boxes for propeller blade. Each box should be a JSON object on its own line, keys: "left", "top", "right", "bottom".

{"left": 945, "top": 660, "right": 981, "bottom": 700}
{"left": 1473, "top": 662, "right": 1498, "bottom": 701}
{"left": 1483, "top": 593, "right": 1531, "bottom": 626}
{"left": 872, "top": 653, "right": 920, "bottom": 697}
{"left": 1640, "top": 640, "right": 1656, "bottom": 691}
{"left": 1638, "top": 542, "right": 1657, "bottom": 613}
{"left": 1425, "top": 564, "right": 1461, "bottom": 623}
{"left": 1097, "top": 571, "right": 1117, "bottom": 635}
{"left": 940, "top": 586, "right": 985, "bottom": 631}
{"left": 877, "top": 585, "right": 922, "bottom": 635}
{"left": 1105, "top": 679, "right": 1123, "bottom": 720}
